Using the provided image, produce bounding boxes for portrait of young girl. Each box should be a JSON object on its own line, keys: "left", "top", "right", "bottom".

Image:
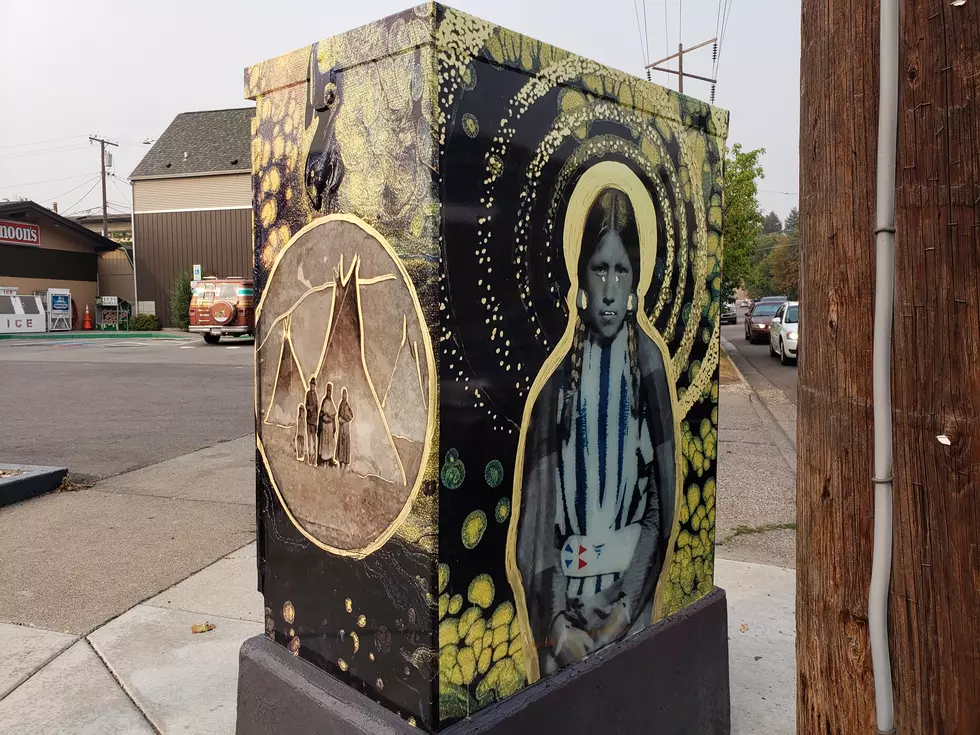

{"left": 511, "top": 164, "right": 679, "bottom": 680}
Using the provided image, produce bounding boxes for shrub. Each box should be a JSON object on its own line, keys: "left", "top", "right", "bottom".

{"left": 130, "top": 313, "right": 161, "bottom": 331}
{"left": 170, "top": 270, "right": 193, "bottom": 330}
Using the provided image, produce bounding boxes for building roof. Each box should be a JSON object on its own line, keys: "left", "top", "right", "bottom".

{"left": 129, "top": 108, "right": 255, "bottom": 181}
{"left": 70, "top": 212, "right": 131, "bottom": 226}
{"left": 0, "top": 201, "right": 119, "bottom": 252}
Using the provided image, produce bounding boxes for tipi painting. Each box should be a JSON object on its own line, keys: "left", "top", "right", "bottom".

{"left": 255, "top": 215, "right": 435, "bottom": 556}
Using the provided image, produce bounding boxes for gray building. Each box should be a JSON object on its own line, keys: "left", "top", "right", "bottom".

{"left": 130, "top": 108, "right": 254, "bottom": 326}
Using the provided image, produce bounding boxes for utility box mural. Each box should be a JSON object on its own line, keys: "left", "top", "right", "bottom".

{"left": 248, "top": 4, "right": 727, "bottom": 731}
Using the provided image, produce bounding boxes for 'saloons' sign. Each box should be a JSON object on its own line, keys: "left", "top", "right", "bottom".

{"left": 0, "top": 220, "right": 40, "bottom": 246}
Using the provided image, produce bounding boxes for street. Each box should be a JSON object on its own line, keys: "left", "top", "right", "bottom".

{"left": 0, "top": 336, "right": 253, "bottom": 482}
{"left": 721, "top": 311, "right": 797, "bottom": 405}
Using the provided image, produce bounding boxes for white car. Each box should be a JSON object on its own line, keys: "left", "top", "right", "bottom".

{"left": 769, "top": 301, "right": 799, "bottom": 365}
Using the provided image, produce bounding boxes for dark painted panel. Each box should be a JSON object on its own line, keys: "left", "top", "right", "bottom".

{"left": 133, "top": 209, "right": 252, "bottom": 326}
{"left": 0, "top": 244, "right": 97, "bottom": 281}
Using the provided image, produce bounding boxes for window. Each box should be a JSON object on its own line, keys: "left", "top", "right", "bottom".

{"left": 785, "top": 305, "right": 799, "bottom": 324}
{"left": 217, "top": 284, "right": 238, "bottom": 300}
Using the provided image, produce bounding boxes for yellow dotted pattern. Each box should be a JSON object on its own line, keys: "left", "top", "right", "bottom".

{"left": 438, "top": 567, "right": 526, "bottom": 719}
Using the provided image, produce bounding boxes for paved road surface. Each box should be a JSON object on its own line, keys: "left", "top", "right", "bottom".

{"left": 0, "top": 336, "right": 253, "bottom": 482}
{"left": 721, "top": 311, "right": 797, "bottom": 405}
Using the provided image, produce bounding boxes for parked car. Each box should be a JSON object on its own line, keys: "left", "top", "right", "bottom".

{"left": 189, "top": 277, "right": 255, "bottom": 344}
{"left": 744, "top": 301, "right": 782, "bottom": 344}
{"left": 721, "top": 302, "right": 737, "bottom": 325}
{"left": 757, "top": 295, "right": 788, "bottom": 304}
{"left": 740, "top": 299, "right": 752, "bottom": 308}
{"left": 769, "top": 301, "right": 799, "bottom": 364}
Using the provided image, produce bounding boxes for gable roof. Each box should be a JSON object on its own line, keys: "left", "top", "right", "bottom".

{"left": 0, "top": 201, "right": 119, "bottom": 252}
{"left": 129, "top": 108, "right": 254, "bottom": 181}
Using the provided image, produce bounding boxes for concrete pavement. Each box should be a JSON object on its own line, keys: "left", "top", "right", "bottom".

{"left": 0, "top": 542, "right": 794, "bottom": 734}
{"left": 715, "top": 344, "right": 797, "bottom": 569}
{"left": 0, "top": 436, "right": 255, "bottom": 635}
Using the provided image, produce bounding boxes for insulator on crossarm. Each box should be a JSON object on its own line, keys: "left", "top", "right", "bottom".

{"left": 712, "top": 42, "right": 718, "bottom": 62}
{"left": 646, "top": 69, "right": 651, "bottom": 82}
{"left": 710, "top": 84, "right": 716, "bottom": 104}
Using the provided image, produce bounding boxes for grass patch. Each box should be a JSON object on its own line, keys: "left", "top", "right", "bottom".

{"left": 720, "top": 522, "right": 797, "bottom": 545}
{"left": 719, "top": 352, "right": 741, "bottom": 385}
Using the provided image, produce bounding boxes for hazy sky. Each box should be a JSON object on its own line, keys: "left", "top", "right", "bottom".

{"left": 0, "top": 0, "right": 800, "bottom": 220}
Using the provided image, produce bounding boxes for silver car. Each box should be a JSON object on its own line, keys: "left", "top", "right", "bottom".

{"left": 769, "top": 301, "right": 799, "bottom": 365}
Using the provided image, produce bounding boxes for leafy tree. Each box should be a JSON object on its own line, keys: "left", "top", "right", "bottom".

{"left": 762, "top": 211, "right": 782, "bottom": 234}
{"left": 170, "top": 270, "right": 193, "bottom": 330}
{"left": 721, "top": 143, "right": 766, "bottom": 303}
{"left": 784, "top": 207, "right": 799, "bottom": 233}
{"left": 769, "top": 230, "right": 800, "bottom": 300}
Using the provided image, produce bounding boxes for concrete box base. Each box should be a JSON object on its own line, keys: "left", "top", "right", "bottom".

{"left": 0, "top": 464, "right": 67, "bottom": 508}
{"left": 237, "top": 586, "right": 730, "bottom": 734}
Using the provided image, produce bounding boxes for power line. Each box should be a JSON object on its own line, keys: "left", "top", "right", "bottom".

{"left": 0, "top": 172, "right": 100, "bottom": 190}
{"left": 642, "top": 0, "right": 650, "bottom": 71}
{"left": 109, "top": 175, "right": 131, "bottom": 205}
{"left": 0, "top": 144, "right": 90, "bottom": 161}
{"left": 663, "top": 0, "right": 670, "bottom": 70}
{"left": 678, "top": 0, "right": 683, "bottom": 49}
{"left": 0, "top": 135, "right": 87, "bottom": 151}
{"left": 61, "top": 179, "right": 103, "bottom": 216}
{"left": 759, "top": 189, "right": 799, "bottom": 196}
{"left": 633, "top": 0, "right": 649, "bottom": 66}
{"left": 47, "top": 175, "right": 102, "bottom": 205}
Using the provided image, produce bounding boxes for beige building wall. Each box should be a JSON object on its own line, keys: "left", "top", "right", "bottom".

{"left": 33, "top": 224, "right": 95, "bottom": 253}
{"left": 2, "top": 277, "right": 98, "bottom": 327}
{"left": 98, "top": 250, "right": 135, "bottom": 304}
{"left": 133, "top": 173, "right": 251, "bottom": 213}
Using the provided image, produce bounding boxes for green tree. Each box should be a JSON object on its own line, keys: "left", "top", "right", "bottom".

{"left": 170, "top": 270, "right": 193, "bottom": 330}
{"left": 721, "top": 143, "right": 766, "bottom": 302}
{"left": 769, "top": 230, "right": 800, "bottom": 300}
{"left": 783, "top": 206, "right": 799, "bottom": 233}
{"left": 744, "top": 232, "right": 778, "bottom": 297}
{"left": 762, "top": 211, "right": 782, "bottom": 234}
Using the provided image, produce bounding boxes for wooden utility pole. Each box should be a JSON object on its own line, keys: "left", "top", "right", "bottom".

{"left": 799, "top": 1, "right": 980, "bottom": 733}
{"left": 645, "top": 38, "right": 717, "bottom": 95}
{"left": 89, "top": 135, "right": 118, "bottom": 237}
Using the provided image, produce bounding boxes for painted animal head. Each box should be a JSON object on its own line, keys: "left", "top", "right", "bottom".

{"left": 305, "top": 42, "right": 345, "bottom": 211}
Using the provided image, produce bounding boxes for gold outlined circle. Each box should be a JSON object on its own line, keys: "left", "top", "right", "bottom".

{"left": 504, "top": 161, "right": 684, "bottom": 683}
{"left": 254, "top": 213, "right": 437, "bottom": 559}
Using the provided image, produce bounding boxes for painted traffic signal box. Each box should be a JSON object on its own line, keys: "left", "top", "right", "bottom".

{"left": 247, "top": 4, "right": 727, "bottom": 731}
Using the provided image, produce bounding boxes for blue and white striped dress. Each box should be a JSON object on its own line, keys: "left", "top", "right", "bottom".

{"left": 555, "top": 327, "right": 655, "bottom": 599}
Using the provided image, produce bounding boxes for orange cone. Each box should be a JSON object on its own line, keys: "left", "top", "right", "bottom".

{"left": 83, "top": 305, "right": 93, "bottom": 330}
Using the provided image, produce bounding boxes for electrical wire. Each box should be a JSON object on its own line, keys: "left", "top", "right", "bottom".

{"left": 678, "top": 0, "right": 682, "bottom": 48}
{"left": 0, "top": 144, "right": 91, "bottom": 161}
{"left": 109, "top": 175, "right": 132, "bottom": 205}
{"left": 663, "top": 0, "right": 671, "bottom": 70}
{"left": 0, "top": 135, "right": 87, "bottom": 151}
{"left": 711, "top": 0, "right": 735, "bottom": 100}
{"left": 633, "top": 0, "right": 649, "bottom": 67}
{"left": 642, "top": 0, "right": 650, "bottom": 64}
{"left": 61, "top": 179, "right": 103, "bottom": 216}
{"left": 46, "top": 175, "right": 102, "bottom": 205}
{"left": 0, "top": 172, "right": 99, "bottom": 190}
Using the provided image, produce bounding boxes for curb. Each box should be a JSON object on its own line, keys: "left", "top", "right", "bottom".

{"left": 719, "top": 338, "right": 751, "bottom": 388}
{"left": 0, "top": 331, "right": 186, "bottom": 341}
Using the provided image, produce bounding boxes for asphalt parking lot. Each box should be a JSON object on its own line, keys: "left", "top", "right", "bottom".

{"left": 0, "top": 336, "right": 254, "bottom": 482}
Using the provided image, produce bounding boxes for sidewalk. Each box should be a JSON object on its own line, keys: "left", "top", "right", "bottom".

{"left": 0, "top": 377, "right": 797, "bottom": 733}
{"left": 0, "top": 545, "right": 794, "bottom": 735}
{"left": 715, "top": 341, "right": 797, "bottom": 570}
